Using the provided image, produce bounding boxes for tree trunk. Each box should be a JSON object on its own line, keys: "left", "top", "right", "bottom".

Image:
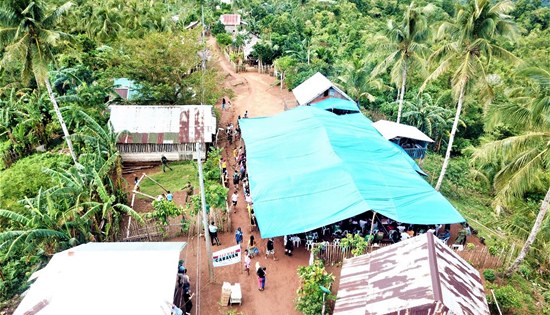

{"left": 396, "top": 66, "right": 407, "bottom": 124}
{"left": 45, "top": 78, "right": 77, "bottom": 164}
{"left": 506, "top": 186, "right": 550, "bottom": 276}
{"left": 435, "top": 85, "right": 465, "bottom": 191}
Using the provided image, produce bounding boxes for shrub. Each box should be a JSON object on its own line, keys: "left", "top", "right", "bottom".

{"left": 216, "top": 33, "right": 232, "bottom": 47}
{"left": 483, "top": 269, "right": 496, "bottom": 282}
{"left": 492, "top": 285, "right": 523, "bottom": 312}
{"left": 296, "top": 260, "right": 335, "bottom": 315}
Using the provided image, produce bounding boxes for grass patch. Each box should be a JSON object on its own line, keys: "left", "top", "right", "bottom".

{"left": 138, "top": 161, "right": 199, "bottom": 198}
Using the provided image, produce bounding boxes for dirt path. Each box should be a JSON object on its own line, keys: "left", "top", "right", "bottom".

{"left": 167, "top": 38, "right": 305, "bottom": 315}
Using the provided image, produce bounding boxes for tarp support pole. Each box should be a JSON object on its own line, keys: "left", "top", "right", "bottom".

{"left": 368, "top": 211, "right": 377, "bottom": 252}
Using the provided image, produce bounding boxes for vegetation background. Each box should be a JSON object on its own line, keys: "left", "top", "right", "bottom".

{"left": 0, "top": 0, "right": 549, "bottom": 314}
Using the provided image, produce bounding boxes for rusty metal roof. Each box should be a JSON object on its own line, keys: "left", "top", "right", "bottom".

{"left": 220, "top": 14, "right": 241, "bottom": 26}
{"left": 109, "top": 105, "right": 216, "bottom": 144}
{"left": 334, "top": 233, "right": 489, "bottom": 315}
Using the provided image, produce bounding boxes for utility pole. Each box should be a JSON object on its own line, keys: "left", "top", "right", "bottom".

{"left": 197, "top": 143, "right": 215, "bottom": 282}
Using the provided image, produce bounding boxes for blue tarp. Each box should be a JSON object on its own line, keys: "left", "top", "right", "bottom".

{"left": 239, "top": 105, "right": 464, "bottom": 238}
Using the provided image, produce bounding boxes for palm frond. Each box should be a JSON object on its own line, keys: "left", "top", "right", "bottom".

{"left": 0, "top": 209, "right": 30, "bottom": 225}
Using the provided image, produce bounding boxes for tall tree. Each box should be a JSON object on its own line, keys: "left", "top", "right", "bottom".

{"left": 0, "top": 0, "right": 77, "bottom": 163}
{"left": 372, "top": 2, "right": 430, "bottom": 123}
{"left": 420, "top": 0, "right": 519, "bottom": 191}
{"left": 336, "top": 56, "right": 388, "bottom": 106}
{"left": 473, "top": 67, "right": 550, "bottom": 275}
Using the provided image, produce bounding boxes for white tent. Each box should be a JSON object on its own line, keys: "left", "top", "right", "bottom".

{"left": 372, "top": 119, "right": 434, "bottom": 143}
{"left": 15, "top": 242, "right": 186, "bottom": 315}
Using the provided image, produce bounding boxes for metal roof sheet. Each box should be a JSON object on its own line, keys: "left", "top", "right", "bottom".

{"left": 373, "top": 119, "right": 434, "bottom": 143}
{"left": 292, "top": 72, "right": 353, "bottom": 105}
{"left": 15, "top": 242, "right": 186, "bottom": 315}
{"left": 334, "top": 233, "right": 489, "bottom": 315}
{"left": 220, "top": 14, "right": 241, "bottom": 26}
{"left": 109, "top": 105, "right": 216, "bottom": 144}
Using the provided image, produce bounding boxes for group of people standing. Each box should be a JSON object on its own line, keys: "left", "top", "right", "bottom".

{"left": 220, "top": 99, "right": 269, "bottom": 292}
{"left": 172, "top": 260, "right": 193, "bottom": 315}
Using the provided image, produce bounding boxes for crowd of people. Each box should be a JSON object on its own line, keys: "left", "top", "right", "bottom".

{"left": 172, "top": 260, "right": 193, "bottom": 315}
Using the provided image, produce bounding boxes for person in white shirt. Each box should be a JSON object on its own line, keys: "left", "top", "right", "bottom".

{"left": 208, "top": 222, "right": 220, "bottom": 246}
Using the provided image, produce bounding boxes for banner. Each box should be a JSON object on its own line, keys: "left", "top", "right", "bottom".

{"left": 212, "top": 245, "right": 241, "bottom": 267}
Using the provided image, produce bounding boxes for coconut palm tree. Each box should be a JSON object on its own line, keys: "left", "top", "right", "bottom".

{"left": 0, "top": 0, "right": 77, "bottom": 163}
{"left": 336, "top": 57, "right": 388, "bottom": 106}
{"left": 473, "top": 66, "right": 550, "bottom": 275}
{"left": 420, "top": 0, "right": 519, "bottom": 191}
{"left": 372, "top": 2, "right": 430, "bottom": 124}
{"left": 401, "top": 93, "right": 459, "bottom": 148}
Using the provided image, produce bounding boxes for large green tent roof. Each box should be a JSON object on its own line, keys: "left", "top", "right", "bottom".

{"left": 239, "top": 104, "right": 464, "bottom": 238}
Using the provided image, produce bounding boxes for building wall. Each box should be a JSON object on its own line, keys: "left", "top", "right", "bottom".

{"left": 117, "top": 143, "right": 206, "bottom": 162}
{"left": 309, "top": 88, "right": 350, "bottom": 105}
{"left": 224, "top": 25, "right": 237, "bottom": 33}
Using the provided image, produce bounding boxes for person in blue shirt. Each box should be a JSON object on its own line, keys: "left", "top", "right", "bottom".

{"left": 235, "top": 227, "right": 243, "bottom": 245}
{"left": 166, "top": 191, "right": 173, "bottom": 202}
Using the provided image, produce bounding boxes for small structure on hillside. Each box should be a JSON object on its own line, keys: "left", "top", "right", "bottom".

{"left": 220, "top": 14, "right": 241, "bottom": 33}
{"left": 114, "top": 78, "right": 140, "bottom": 101}
{"left": 333, "top": 232, "right": 489, "bottom": 315}
{"left": 109, "top": 105, "right": 216, "bottom": 162}
{"left": 14, "top": 242, "right": 186, "bottom": 315}
{"left": 292, "top": 72, "right": 354, "bottom": 106}
{"left": 373, "top": 119, "right": 434, "bottom": 160}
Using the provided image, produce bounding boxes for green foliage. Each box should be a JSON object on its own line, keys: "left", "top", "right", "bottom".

{"left": 340, "top": 233, "right": 368, "bottom": 257}
{"left": 0, "top": 153, "right": 70, "bottom": 211}
{"left": 109, "top": 30, "right": 223, "bottom": 105}
{"left": 296, "top": 260, "right": 335, "bottom": 315}
{"left": 216, "top": 33, "right": 233, "bottom": 46}
{"left": 491, "top": 285, "right": 524, "bottom": 313}
{"left": 483, "top": 269, "right": 496, "bottom": 282}
{"left": 147, "top": 199, "right": 185, "bottom": 226}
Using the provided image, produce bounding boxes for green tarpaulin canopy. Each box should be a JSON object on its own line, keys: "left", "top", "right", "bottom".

{"left": 239, "top": 103, "right": 464, "bottom": 238}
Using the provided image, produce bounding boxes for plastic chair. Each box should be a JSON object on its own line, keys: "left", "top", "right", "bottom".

{"left": 312, "top": 232, "right": 319, "bottom": 241}
{"left": 322, "top": 226, "right": 330, "bottom": 236}
{"left": 333, "top": 238, "right": 341, "bottom": 246}
{"left": 305, "top": 239, "right": 314, "bottom": 251}
{"left": 291, "top": 236, "right": 301, "bottom": 248}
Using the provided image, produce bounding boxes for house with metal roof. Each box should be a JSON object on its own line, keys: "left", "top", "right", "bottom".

{"left": 109, "top": 105, "right": 217, "bottom": 162}
{"left": 334, "top": 232, "right": 489, "bottom": 315}
{"left": 292, "top": 72, "right": 354, "bottom": 106}
{"left": 14, "top": 242, "right": 186, "bottom": 315}
{"left": 373, "top": 119, "right": 434, "bottom": 160}
{"left": 220, "top": 14, "right": 241, "bottom": 33}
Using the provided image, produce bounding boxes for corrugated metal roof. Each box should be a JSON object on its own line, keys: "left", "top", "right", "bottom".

{"left": 15, "top": 242, "right": 186, "bottom": 315}
{"left": 373, "top": 119, "right": 434, "bottom": 143}
{"left": 292, "top": 72, "right": 353, "bottom": 105}
{"left": 334, "top": 233, "right": 489, "bottom": 315}
{"left": 220, "top": 14, "right": 241, "bottom": 26}
{"left": 109, "top": 105, "right": 216, "bottom": 144}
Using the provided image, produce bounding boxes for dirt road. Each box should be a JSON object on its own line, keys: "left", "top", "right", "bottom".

{"left": 169, "top": 38, "right": 310, "bottom": 315}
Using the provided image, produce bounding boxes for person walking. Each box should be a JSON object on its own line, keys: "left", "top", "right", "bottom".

{"left": 243, "top": 249, "right": 251, "bottom": 275}
{"left": 265, "top": 238, "right": 277, "bottom": 260}
{"left": 235, "top": 227, "right": 243, "bottom": 245}
{"left": 209, "top": 222, "right": 221, "bottom": 246}
{"left": 255, "top": 262, "right": 266, "bottom": 291}
{"left": 231, "top": 191, "right": 239, "bottom": 212}
{"left": 182, "top": 181, "right": 193, "bottom": 203}
{"left": 284, "top": 235, "right": 294, "bottom": 256}
{"left": 248, "top": 235, "right": 259, "bottom": 257}
{"left": 232, "top": 171, "right": 240, "bottom": 188}
{"left": 161, "top": 155, "right": 173, "bottom": 172}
